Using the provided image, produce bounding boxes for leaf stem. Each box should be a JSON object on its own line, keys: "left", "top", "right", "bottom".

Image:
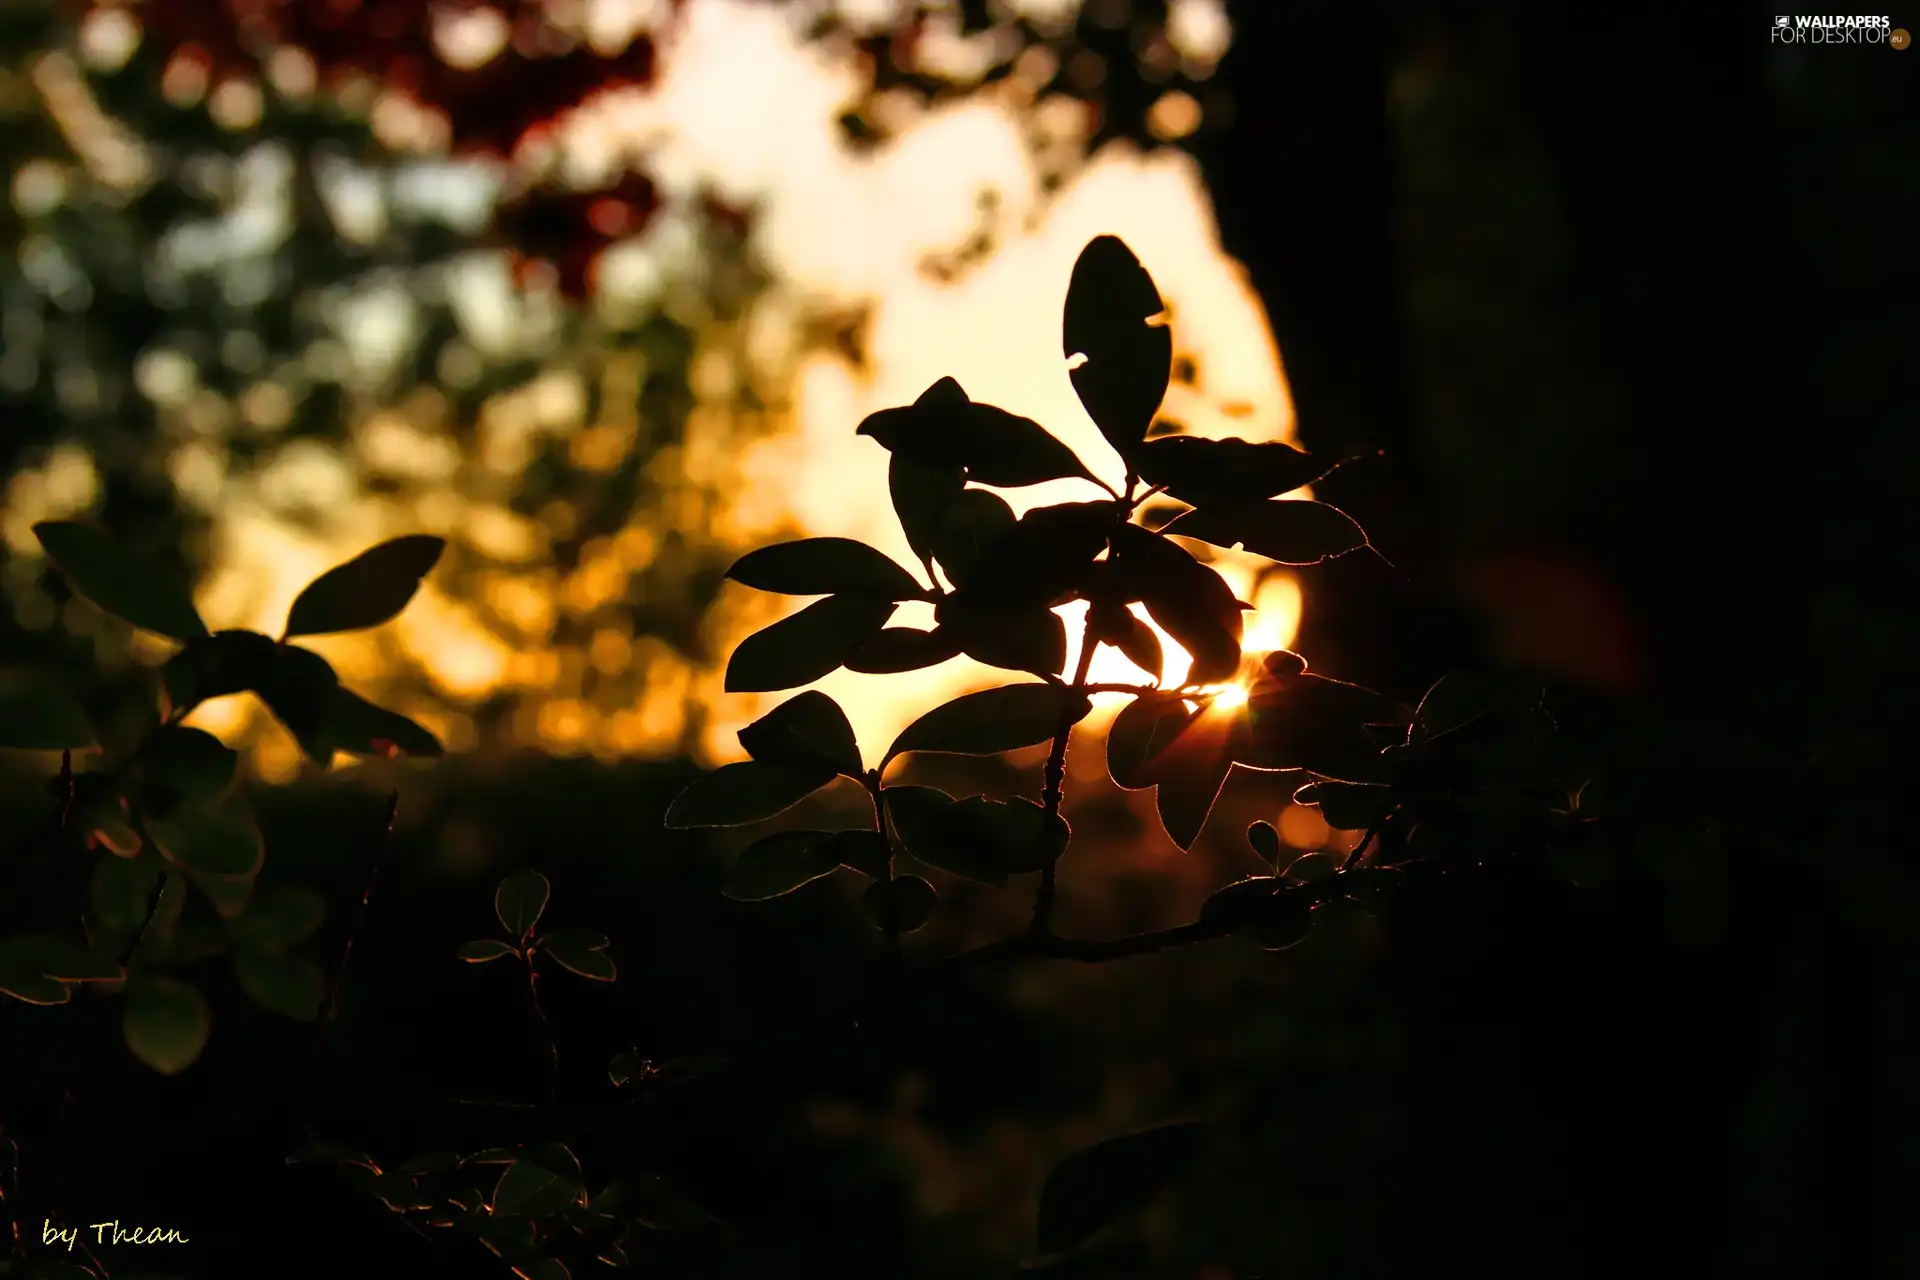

{"left": 865, "top": 770, "right": 902, "bottom": 967}
{"left": 323, "top": 790, "right": 398, "bottom": 1023}
{"left": 522, "top": 947, "right": 560, "bottom": 1104}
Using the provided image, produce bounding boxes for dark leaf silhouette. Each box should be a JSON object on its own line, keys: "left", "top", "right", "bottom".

{"left": 950, "top": 794, "right": 1069, "bottom": 874}
{"left": 1232, "top": 672, "right": 1408, "bottom": 783}
{"left": 847, "top": 627, "right": 964, "bottom": 674}
{"left": 1254, "top": 897, "right": 1315, "bottom": 951}
{"left": 664, "top": 759, "right": 836, "bottom": 829}
{"left": 162, "top": 629, "right": 279, "bottom": 710}
{"left": 724, "top": 594, "right": 897, "bottom": 692}
{"left": 887, "top": 683, "right": 1092, "bottom": 761}
{"left": 1036, "top": 1121, "right": 1209, "bottom": 1253}
{"left": 254, "top": 644, "right": 343, "bottom": 762}
{"left": 492, "top": 1144, "right": 587, "bottom": 1217}
{"left": 725, "top": 830, "right": 844, "bottom": 901}
{"left": 737, "top": 690, "right": 864, "bottom": 778}
{"left": 1246, "top": 820, "right": 1283, "bottom": 868}
{"left": 1294, "top": 780, "right": 1392, "bottom": 831}
{"left": 142, "top": 726, "right": 237, "bottom": 805}
{"left": 1105, "top": 693, "right": 1200, "bottom": 790}
{"left": 540, "top": 928, "right": 617, "bottom": 981}
{"left": 890, "top": 453, "right": 967, "bottom": 563}
{"left": 458, "top": 939, "right": 516, "bottom": 963}
{"left": 0, "top": 676, "right": 96, "bottom": 750}
{"left": 495, "top": 870, "right": 551, "bottom": 938}
{"left": 122, "top": 974, "right": 211, "bottom": 1075}
{"left": 283, "top": 535, "right": 445, "bottom": 637}
{"left": 1109, "top": 525, "right": 1245, "bottom": 683}
{"left": 820, "top": 828, "right": 891, "bottom": 878}
{"left": 1154, "top": 738, "right": 1235, "bottom": 851}
{"left": 1163, "top": 499, "right": 1368, "bottom": 565}
{"left": 1132, "top": 435, "right": 1340, "bottom": 503}
{"left": 1410, "top": 670, "right": 1513, "bottom": 745}
{"left": 1282, "top": 852, "right": 1339, "bottom": 883}
{"left": 225, "top": 885, "right": 326, "bottom": 951}
{"left": 1198, "top": 875, "right": 1280, "bottom": 928}
{"left": 1062, "top": 236, "right": 1171, "bottom": 461}
{"left": 321, "top": 688, "right": 445, "bottom": 760}
{"left": 858, "top": 874, "right": 937, "bottom": 933}
{"left": 930, "top": 488, "right": 1019, "bottom": 585}
{"left": 948, "top": 602, "right": 1069, "bottom": 678}
{"left": 89, "top": 854, "right": 161, "bottom": 936}
{"left": 858, "top": 376, "right": 1099, "bottom": 488}
{"left": 234, "top": 948, "right": 325, "bottom": 1021}
{"left": 886, "top": 786, "right": 1010, "bottom": 886}
{"left": 33, "top": 520, "right": 209, "bottom": 641}
{"left": 147, "top": 804, "right": 264, "bottom": 881}
{"left": 726, "top": 537, "right": 927, "bottom": 601}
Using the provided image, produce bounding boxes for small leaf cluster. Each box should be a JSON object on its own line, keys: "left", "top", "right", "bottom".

{"left": 0, "top": 526, "right": 448, "bottom": 1075}
{"left": 289, "top": 1140, "right": 724, "bottom": 1278}
{"left": 458, "top": 870, "right": 618, "bottom": 983}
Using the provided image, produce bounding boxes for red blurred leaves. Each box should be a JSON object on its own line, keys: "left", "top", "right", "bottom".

{"left": 112, "top": 0, "right": 691, "bottom": 299}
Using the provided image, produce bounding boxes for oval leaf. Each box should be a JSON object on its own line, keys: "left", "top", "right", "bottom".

{"left": 0, "top": 677, "right": 96, "bottom": 750}
{"left": 820, "top": 828, "right": 890, "bottom": 878}
{"left": 90, "top": 852, "right": 161, "bottom": 935}
{"left": 540, "top": 928, "right": 616, "bottom": 981}
{"left": 1246, "top": 820, "right": 1283, "bottom": 868}
{"left": 496, "top": 869, "right": 551, "bottom": 937}
{"left": 234, "top": 947, "right": 325, "bottom": 1021}
{"left": 890, "top": 453, "right": 966, "bottom": 563}
{"left": 1254, "top": 898, "right": 1315, "bottom": 951}
{"left": 1132, "top": 435, "right": 1341, "bottom": 504}
{"left": 34, "top": 521, "right": 209, "bottom": 641}
{"left": 724, "top": 594, "right": 897, "bottom": 693}
{"left": 225, "top": 885, "right": 327, "bottom": 951}
{"left": 320, "top": 688, "right": 445, "bottom": 759}
{"left": 1153, "top": 735, "right": 1235, "bottom": 852}
{"left": 493, "top": 1143, "right": 587, "bottom": 1217}
{"left": 0, "top": 932, "right": 123, "bottom": 982}
{"left": 858, "top": 376, "right": 1099, "bottom": 489}
{"left": 887, "top": 683, "right": 1091, "bottom": 762}
{"left": 1036, "top": 1121, "right": 1210, "bottom": 1253}
{"left": 1233, "top": 673, "right": 1407, "bottom": 783}
{"left": 1062, "top": 236, "right": 1172, "bottom": 459}
{"left": 857, "top": 874, "right": 937, "bottom": 934}
{"left": 458, "top": 939, "right": 516, "bottom": 963}
{"left": 885, "top": 786, "right": 1009, "bottom": 887}
{"left": 142, "top": 725, "right": 237, "bottom": 803}
{"left": 122, "top": 974, "right": 212, "bottom": 1075}
{"left": 664, "top": 758, "right": 836, "bottom": 829}
{"left": 147, "top": 804, "right": 264, "bottom": 880}
{"left": 737, "top": 690, "right": 863, "bottom": 778}
{"left": 283, "top": 535, "right": 445, "bottom": 637}
{"left": 1106, "top": 693, "right": 1199, "bottom": 790}
{"left": 846, "top": 627, "right": 964, "bottom": 675}
{"left": 1162, "top": 499, "right": 1368, "bottom": 566}
{"left": 724, "top": 830, "right": 843, "bottom": 901}
{"left": 930, "top": 488, "right": 1019, "bottom": 587}
{"left": 727, "top": 537, "right": 926, "bottom": 601}
{"left": 1293, "top": 780, "right": 1391, "bottom": 832}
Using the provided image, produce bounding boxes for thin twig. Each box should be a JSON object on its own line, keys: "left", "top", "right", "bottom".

{"left": 522, "top": 949, "right": 559, "bottom": 1104}
{"left": 324, "top": 790, "right": 399, "bottom": 1023}
{"left": 865, "top": 771, "right": 902, "bottom": 968}
{"left": 1031, "top": 614, "right": 1097, "bottom": 938}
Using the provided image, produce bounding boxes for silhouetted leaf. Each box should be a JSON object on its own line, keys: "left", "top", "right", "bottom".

{"left": 890, "top": 453, "right": 966, "bottom": 563}
{"left": 1036, "top": 1121, "right": 1209, "bottom": 1253}
{"left": 234, "top": 948, "right": 324, "bottom": 1020}
{"left": 737, "top": 691, "right": 863, "bottom": 778}
{"left": 886, "top": 786, "right": 1010, "bottom": 887}
{"left": 192, "top": 873, "right": 254, "bottom": 919}
{"left": 1152, "top": 729, "right": 1228, "bottom": 852}
{"left": 493, "top": 1144, "right": 586, "bottom": 1217}
{"left": 33, "top": 521, "right": 209, "bottom": 641}
{"left": 725, "top": 830, "right": 843, "bottom": 900}
{"left": 225, "top": 885, "right": 326, "bottom": 951}
{"left": 143, "top": 726, "right": 236, "bottom": 803}
{"left": 847, "top": 627, "right": 964, "bottom": 674}
{"left": 0, "top": 676, "right": 96, "bottom": 750}
{"left": 1233, "top": 672, "right": 1407, "bottom": 783}
{"left": 953, "top": 604, "right": 1068, "bottom": 678}
{"left": 90, "top": 853, "right": 161, "bottom": 935}
{"left": 283, "top": 535, "right": 445, "bottom": 637}
{"left": 398, "top": 1151, "right": 459, "bottom": 1175}
{"left": 1246, "top": 820, "right": 1283, "bottom": 868}
{"left": 1104, "top": 610, "right": 1165, "bottom": 683}
{"left": 1261, "top": 650, "right": 1308, "bottom": 679}
{"left": 321, "top": 689, "right": 444, "bottom": 758}
{"left": 1106, "top": 693, "right": 1199, "bottom": 790}
{"left": 887, "top": 683, "right": 1091, "bottom": 761}
{"left": 947, "top": 501, "right": 1112, "bottom": 609}
{"left": 726, "top": 537, "right": 926, "bottom": 600}
{"left": 952, "top": 795, "right": 1068, "bottom": 874}
{"left": 1132, "top": 435, "right": 1340, "bottom": 504}
{"left": 1198, "top": 876, "right": 1279, "bottom": 928}
{"left": 496, "top": 870, "right": 550, "bottom": 937}
{"left": 629, "top": 1172, "right": 729, "bottom": 1232}
{"left": 1062, "top": 236, "right": 1172, "bottom": 460}
{"left": 858, "top": 874, "right": 937, "bottom": 933}
{"left": 1163, "top": 499, "right": 1367, "bottom": 565}
{"left": 664, "top": 759, "right": 837, "bottom": 829}
{"left": 724, "top": 594, "right": 897, "bottom": 693}
{"left": 930, "top": 488, "right": 1018, "bottom": 585}
{"left": 540, "top": 928, "right": 616, "bottom": 981}
{"left": 821, "top": 828, "right": 890, "bottom": 878}
{"left": 1409, "top": 671, "right": 1511, "bottom": 745}
{"left": 0, "top": 933, "right": 121, "bottom": 983}
{"left": 858, "top": 376, "right": 1099, "bottom": 488}
{"left": 147, "top": 804, "right": 263, "bottom": 880}
{"left": 160, "top": 629, "right": 279, "bottom": 711}
{"left": 122, "top": 974, "right": 211, "bottom": 1074}
{"left": 1283, "top": 852, "right": 1339, "bottom": 883}
{"left": 1109, "top": 525, "right": 1245, "bottom": 683}
{"left": 255, "top": 644, "right": 342, "bottom": 761}
{"left": 1293, "top": 780, "right": 1391, "bottom": 831}
{"left": 0, "top": 967, "right": 68, "bottom": 1005}
{"left": 458, "top": 939, "right": 516, "bottom": 963}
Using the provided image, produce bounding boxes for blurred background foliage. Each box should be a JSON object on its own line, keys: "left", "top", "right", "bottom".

{"left": 0, "top": 0, "right": 1914, "bottom": 1277}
